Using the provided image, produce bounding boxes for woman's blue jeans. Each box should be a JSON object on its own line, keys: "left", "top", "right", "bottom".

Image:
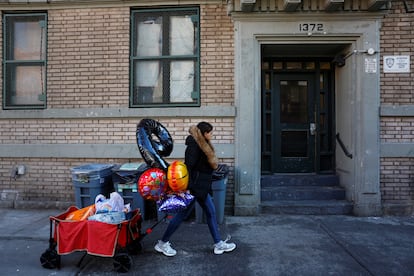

{"left": 161, "top": 194, "right": 221, "bottom": 244}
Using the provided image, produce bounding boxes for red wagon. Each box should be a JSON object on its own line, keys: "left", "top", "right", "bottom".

{"left": 40, "top": 206, "right": 144, "bottom": 273}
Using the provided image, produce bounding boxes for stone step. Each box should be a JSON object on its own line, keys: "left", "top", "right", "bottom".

{"left": 260, "top": 200, "right": 353, "bottom": 215}
{"left": 261, "top": 174, "right": 339, "bottom": 187}
{"left": 261, "top": 186, "right": 346, "bottom": 201}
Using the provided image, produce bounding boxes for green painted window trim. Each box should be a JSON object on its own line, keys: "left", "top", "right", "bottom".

{"left": 2, "top": 12, "right": 48, "bottom": 110}
{"left": 129, "top": 6, "right": 200, "bottom": 108}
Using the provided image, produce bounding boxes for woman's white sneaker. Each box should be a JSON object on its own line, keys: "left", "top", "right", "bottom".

{"left": 155, "top": 240, "right": 177, "bottom": 257}
{"left": 214, "top": 238, "right": 236, "bottom": 255}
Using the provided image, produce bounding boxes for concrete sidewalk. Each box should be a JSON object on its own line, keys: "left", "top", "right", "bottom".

{"left": 0, "top": 207, "right": 413, "bottom": 275}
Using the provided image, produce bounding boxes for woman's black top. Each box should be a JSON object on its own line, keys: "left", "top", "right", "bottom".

{"left": 184, "top": 135, "right": 213, "bottom": 199}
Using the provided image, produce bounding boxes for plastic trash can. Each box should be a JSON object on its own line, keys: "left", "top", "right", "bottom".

{"left": 112, "top": 162, "right": 148, "bottom": 218}
{"left": 71, "top": 163, "right": 115, "bottom": 208}
{"left": 196, "top": 171, "right": 228, "bottom": 225}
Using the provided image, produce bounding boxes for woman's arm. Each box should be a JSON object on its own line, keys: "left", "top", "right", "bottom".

{"left": 185, "top": 139, "right": 201, "bottom": 171}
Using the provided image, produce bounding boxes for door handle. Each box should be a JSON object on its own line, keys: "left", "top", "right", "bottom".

{"left": 310, "top": 123, "right": 316, "bottom": 135}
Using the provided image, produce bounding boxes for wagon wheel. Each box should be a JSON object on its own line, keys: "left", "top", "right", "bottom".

{"left": 127, "top": 239, "right": 143, "bottom": 255}
{"left": 40, "top": 247, "right": 61, "bottom": 269}
{"left": 113, "top": 253, "right": 132, "bottom": 273}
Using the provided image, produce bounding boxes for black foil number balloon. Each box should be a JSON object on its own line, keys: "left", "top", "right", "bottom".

{"left": 136, "top": 119, "right": 173, "bottom": 171}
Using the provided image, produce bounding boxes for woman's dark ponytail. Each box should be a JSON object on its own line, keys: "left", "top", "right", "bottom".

{"left": 197, "top": 121, "right": 213, "bottom": 135}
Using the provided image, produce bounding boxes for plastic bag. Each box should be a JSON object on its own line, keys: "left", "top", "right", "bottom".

{"left": 95, "top": 192, "right": 125, "bottom": 213}
{"left": 88, "top": 211, "right": 126, "bottom": 224}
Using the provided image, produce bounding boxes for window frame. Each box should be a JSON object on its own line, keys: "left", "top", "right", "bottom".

{"left": 2, "top": 12, "right": 48, "bottom": 110}
{"left": 130, "top": 7, "right": 200, "bottom": 108}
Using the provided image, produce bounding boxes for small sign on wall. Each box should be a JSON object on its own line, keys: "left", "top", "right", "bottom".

{"left": 383, "top": 55, "right": 410, "bottom": 73}
{"left": 365, "top": 58, "right": 377, "bottom": 73}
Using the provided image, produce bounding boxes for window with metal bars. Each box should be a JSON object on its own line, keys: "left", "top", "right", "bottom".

{"left": 130, "top": 7, "right": 200, "bottom": 107}
{"left": 3, "top": 13, "right": 47, "bottom": 109}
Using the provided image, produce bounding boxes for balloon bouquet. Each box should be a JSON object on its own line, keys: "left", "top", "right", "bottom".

{"left": 136, "top": 118, "right": 194, "bottom": 213}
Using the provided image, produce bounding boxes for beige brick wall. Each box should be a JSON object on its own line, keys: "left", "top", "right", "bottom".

{"left": 200, "top": 4, "right": 234, "bottom": 105}
{"left": 381, "top": 118, "right": 414, "bottom": 143}
{"left": 380, "top": 1, "right": 414, "bottom": 204}
{"left": 46, "top": 5, "right": 234, "bottom": 108}
{"left": 47, "top": 8, "right": 130, "bottom": 108}
{"left": 0, "top": 117, "right": 234, "bottom": 145}
{"left": 2, "top": 156, "right": 234, "bottom": 208}
{"left": 0, "top": 3, "right": 236, "bottom": 210}
{"left": 380, "top": 3, "right": 413, "bottom": 105}
{"left": 380, "top": 158, "right": 414, "bottom": 201}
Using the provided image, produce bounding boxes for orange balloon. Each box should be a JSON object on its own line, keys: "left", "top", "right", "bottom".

{"left": 167, "top": 161, "right": 189, "bottom": 192}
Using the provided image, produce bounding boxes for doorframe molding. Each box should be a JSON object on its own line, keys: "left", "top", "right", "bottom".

{"left": 234, "top": 18, "right": 382, "bottom": 216}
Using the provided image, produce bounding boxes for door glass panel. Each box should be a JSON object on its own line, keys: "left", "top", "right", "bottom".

{"left": 266, "top": 113, "right": 271, "bottom": 129}
{"left": 320, "top": 114, "right": 325, "bottom": 129}
{"left": 272, "top": 62, "right": 283, "bottom": 70}
{"left": 305, "top": 62, "right": 315, "bottom": 70}
{"left": 286, "top": 62, "right": 302, "bottom": 70}
{"left": 320, "top": 93, "right": 325, "bottom": 109}
{"left": 281, "top": 131, "right": 308, "bottom": 157}
{"left": 265, "top": 93, "right": 271, "bottom": 110}
{"left": 265, "top": 134, "right": 271, "bottom": 151}
{"left": 320, "top": 74, "right": 324, "bottom": 89}
{"left": 280, "top": 80, "right": 308, "bottom": 123}
{"left": 262, "top": 61, "right": 270, "bottom": 70}
{"left": 265, "top": 73, "right": 270, "bottom": 90}
{"left": 320, "top": 62, "right": 331, "bottom": 70}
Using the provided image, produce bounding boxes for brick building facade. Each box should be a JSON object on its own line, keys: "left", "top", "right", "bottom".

{"left": 0, "top": 1, "right": 236, "bottom": 212}
{"left": 379, "top": 1, "right": 414, "bottom": 214}
{"left": 0, "top": 0, "right": 413, "bottom": 216}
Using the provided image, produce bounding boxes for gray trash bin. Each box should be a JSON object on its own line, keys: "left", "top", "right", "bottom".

{"left": 71, "top": 163, "right": 115, "bottom": 208}
{"left": 196, "top": 165, "right": 228, "bottom": 224}
{"left": 112, "top": 162, "right": 148, "bottom": 218}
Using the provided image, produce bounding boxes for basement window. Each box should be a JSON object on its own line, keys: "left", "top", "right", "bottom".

{"left": 3, "top": 13, "right": 47, "bottom": 110}
{"left": 130, "top": 7, "right": 200, "bottom": 107}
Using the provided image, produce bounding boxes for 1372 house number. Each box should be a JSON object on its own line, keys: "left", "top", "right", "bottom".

{"left": 298, "top": 23, "right": 324, "bottom": 32}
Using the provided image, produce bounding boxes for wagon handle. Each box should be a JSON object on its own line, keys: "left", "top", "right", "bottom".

{"left": 143, "top": 213, "right": 169, "bottom": 236}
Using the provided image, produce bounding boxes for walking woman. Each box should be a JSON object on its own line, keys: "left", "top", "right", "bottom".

{"left": 155, "top": 122, "right": 236, "bottom": 256}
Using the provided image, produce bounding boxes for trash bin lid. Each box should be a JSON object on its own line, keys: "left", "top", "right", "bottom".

{"left": 71, "top": 163, "right": 114, "bottom": 174}
{"left": 119, "top": 162, "right": 146, "bottom": 171}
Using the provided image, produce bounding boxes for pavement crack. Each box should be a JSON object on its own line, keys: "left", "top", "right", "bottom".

{"left": 314, "top": 218, "right": 375, "bottom": 276}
